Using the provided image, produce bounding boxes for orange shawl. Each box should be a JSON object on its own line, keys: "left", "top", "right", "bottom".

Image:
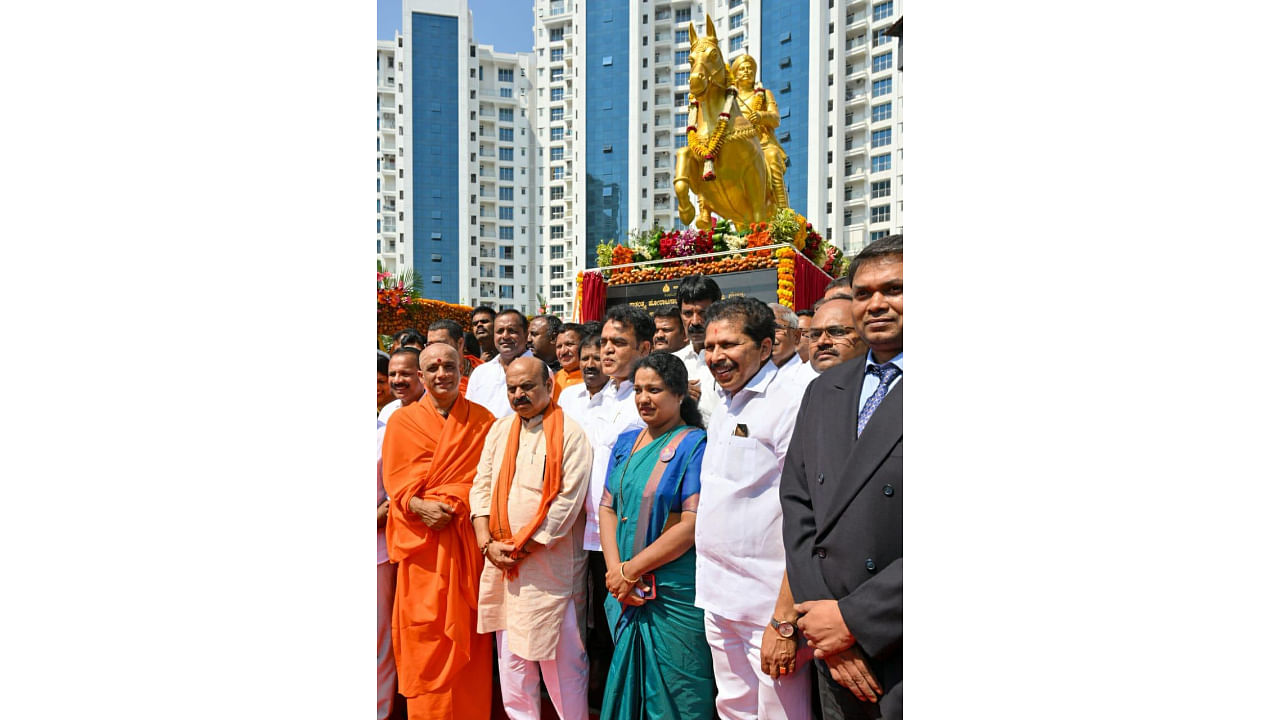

{"left": 381, "top": 395, "right": 495, "bottom": 695}
{"left": 490, "top": 401, "right": 565, "bottom": 563}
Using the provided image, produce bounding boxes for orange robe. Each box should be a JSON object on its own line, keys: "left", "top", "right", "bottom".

{"left": 382, "top": 396, "right": 496, "bottom": 720}
{"left": 552, "top": 367, "right": 582, "bottom": 402}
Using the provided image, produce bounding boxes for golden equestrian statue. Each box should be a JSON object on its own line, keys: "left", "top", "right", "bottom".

{"left": 674, "top": 15, "right": 787, "bottom": 231}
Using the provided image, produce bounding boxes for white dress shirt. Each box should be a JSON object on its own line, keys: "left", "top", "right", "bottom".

{"left": 464, "top": 350, "right": 533, "bottom": 419}
{"left": 695, "top": 360, "right": 804, "bottom": 624}
{"left": 859, "top": 350, "right": 904, "bottom": 409}
{"left": 575, "top": 378, "right": 644, "bottom": 552}
{"left": 775, "top": 351, "right": 818, "bottom": 391}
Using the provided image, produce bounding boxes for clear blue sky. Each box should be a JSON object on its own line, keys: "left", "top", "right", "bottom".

{"left": 378, "top": 0, "right": 534, "bottom": 54}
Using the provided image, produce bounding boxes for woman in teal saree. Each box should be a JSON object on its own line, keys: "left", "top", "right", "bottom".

{"left": 598, "top": 353, "right": 716, "bottom": 720}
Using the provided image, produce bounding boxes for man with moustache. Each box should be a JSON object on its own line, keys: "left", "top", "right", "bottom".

{"left": 781, "top": 235, "right": 903, "bottom": 719}
{"left": 377, "top": 351, "right": 396, "bottom": 414}
{"left": 676, "top": 275, "right": 723, "bottom": 426}
{"left": 557, "top": 332, "right": 608, "bottom": 426}
{"left": 529, "top": 314, "right": 564, "bottom": 374}
{"left": 465, "top": 309, "right": 534, "bottom": 419}
{"left": 769, "top": 302, "right": 818, "bottom": 389}
{"left": 471, "top": 357, "right": 593, "bottom": 720}
{"left": 807, "top": 297, "right": 868, "bottom": 374}
{"left": 697, "top": 297, "right": 812, "bottom": 719}
{"left": 382, "top": 344, "right": 496, "bottom": 719}
{"left": 552, "top": 322, "right": 586, "bottom": 400}
{"left": 471, "top": 305, "right": 499, "bottom": 362}
{"left": 795, "top": 310, "right": 814, "bottom": 365}
{"left": 651, "top": 305, "right": 689, "bottom": 355}
{"left": 379, "top": 347, "right": 426, "bottom": 425}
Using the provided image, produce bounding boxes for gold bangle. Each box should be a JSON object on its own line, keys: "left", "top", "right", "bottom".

{"left": 619, "top": 562, "right": 639, "bottom": 584}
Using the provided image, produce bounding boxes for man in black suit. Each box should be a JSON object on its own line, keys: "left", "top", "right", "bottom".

{"left": 781, "top": 235, "right": 903, "bottom": 719}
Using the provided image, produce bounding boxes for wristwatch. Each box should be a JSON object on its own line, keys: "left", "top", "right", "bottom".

{"left": 770, "top": 617, "right": 796, "bottom": 639}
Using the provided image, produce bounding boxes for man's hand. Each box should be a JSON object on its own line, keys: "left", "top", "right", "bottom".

{"left": 512, "top": 539, "right": 544, "bottom": 563}
{"left": 485, "top": 541, "right": 520, "bottom": 570}
{"left": 408, "top": 498, "right": 455, "bottom": 530}
{"left": 760, "top": 624, "right": 798, "bottom": 680}
{"left": 796, "top": 599, "right": 854, "bottom": 656}
{"left": 688, "top": 378, "right": 702, "bottom": 402}
{"left": 824, "top": 646, "right": 882, "bottom": 702}
{"left": 377, "top": 499, "right": 390, "bottom": 528}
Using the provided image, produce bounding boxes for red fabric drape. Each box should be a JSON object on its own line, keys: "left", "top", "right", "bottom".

{"left": 579, "top": 271, "right": 607, "bottom": 322}
{"left": 792, "top": 252, "right": 833, "bottom": 312}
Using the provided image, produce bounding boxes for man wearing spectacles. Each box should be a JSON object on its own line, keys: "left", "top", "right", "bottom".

{"left": 769, "top": 302, "right": 818, "bottom": 388}
{"left": 806, "top": 297, "right": 866, "bottom": 374}
{"left": 781, "top": 235, "right": 903, "bottom": 719}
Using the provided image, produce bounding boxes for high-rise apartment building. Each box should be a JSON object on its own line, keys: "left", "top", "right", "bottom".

{"left": 382, "top": 0, "right": 903, "bottom": 314}
{"left": 377, "top": 39, "right": 406, "bottom": 274}
{"left": 400, "top": 0, "right": 539, "bottom": 314}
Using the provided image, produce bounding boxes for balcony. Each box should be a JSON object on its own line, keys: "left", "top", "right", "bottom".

{"left": 846, "top": 12, "right": 868, "bottom": 28}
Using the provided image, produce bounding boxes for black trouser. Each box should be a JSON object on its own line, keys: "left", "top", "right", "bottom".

{"left": 584, "top": 550, "right": 615, "bottom": 708}
{"left": 814, "top": 661, "right": 883, "bottom": 720}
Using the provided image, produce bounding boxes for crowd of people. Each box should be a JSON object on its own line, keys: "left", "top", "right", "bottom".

{"left": 376, "top": 235, "right": 903, "bottom": 720}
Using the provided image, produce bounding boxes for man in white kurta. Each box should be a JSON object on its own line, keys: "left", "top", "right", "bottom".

{"left": 697, "top": 298, "right": 812, "bottom": 720}
{"left": 465, "top": 309, "right": 535, "bottom": 418}
{"left": 471, "top": 357, "right": 593, "bottom": 720}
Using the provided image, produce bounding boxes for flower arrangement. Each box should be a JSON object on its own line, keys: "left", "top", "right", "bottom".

{"left": 377, "top": 269, "right": 419, "bottom": 316}
{"left": 610, "top": 244, "right": 635, "bottom": 267}
{"left": 775, "top": 247, "right": 797, "bottom": 309}
{"left": 744, "top": 222, "right": 774, "bottom": 257}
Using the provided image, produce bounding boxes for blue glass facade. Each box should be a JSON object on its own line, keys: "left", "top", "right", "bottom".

{"left": 759, "top": 0, "right": 807, "bottom": 218}
{"left": 583, "top": 0, "right": 628, "bottom": 267}
{"left": 411, "top": 13, "right": 460, "bottom": 301}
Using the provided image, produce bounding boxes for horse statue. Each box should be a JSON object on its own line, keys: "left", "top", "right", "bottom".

{"left": 674, "top": 15, "right": 776, "bottom": 232}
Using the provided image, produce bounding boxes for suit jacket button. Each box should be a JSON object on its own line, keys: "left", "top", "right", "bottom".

{"left": 816, "top": 547, "right": 827, "bottom": 559}
{"left": 865, "top": 558, "right": 877, "bottom": 572}
{"left": 883, "top": 484, "right": 894, "bottom": 496}
{"left": 817, "top": 473, "right": 825, "bottom": 484}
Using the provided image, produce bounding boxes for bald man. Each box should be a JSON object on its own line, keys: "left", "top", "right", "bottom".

{"left": 382, "top": 343, "right": 497, "bottom": 719}
{"left": 472, "top": 356, "right": 593, "bottom": 720}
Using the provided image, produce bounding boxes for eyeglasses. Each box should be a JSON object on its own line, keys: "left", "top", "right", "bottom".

{"left": 805, "top": 325, "right": 857, "bottom": 341}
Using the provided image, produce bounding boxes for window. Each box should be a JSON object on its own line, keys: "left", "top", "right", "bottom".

{"left": 499, "top": 167, "right": 514, "bottom": 181}
{"left": 675, "top": 92, "right": 687, "bottom": 106}
{"left": 550, "top": 186, "right": 564, "bottom": 200}
{"left": 871, "top": 128, "right": 892, "bottom": 147}
{"left": 675, "top": 134, "right": 687, "bottom": 148}
{"left": 872, "top": 78, "right": 892, "bottom": 98}
{"left": 550, "top": 27, "right": 563, "bottom": 41}
{"left": 874, "top": 28, "right": 893, "bottom": 46}
{"left": 675, "top": 112, "right": 688, "bottom": 128}
{"left": 499, "top": 247, "right": 514, "bottom": 260}
{"left": 551, "top": 167, "right": 565, "bottom": 180}
{"left": 871, "top": 153, "right": 891, "bottom": 173}
{"left": 779, "top": 56, "right": 791, "bottom": 68}
{"left": 675, "top": 50, "right": 688, "bottom": 65}
{"left": 730, "top": 0, "right": 742, "bottom": 7}
{"left": 500, "top": 266, "right": 514, "bottom": 279}
{"left": 602, "top": 55, "right": 613, "bottom": 66}
{"left": 550, "top": 68, "right": 563, "bottom": 81}
{"left": 871, "top": 180, "right": 891, "bottom": 198}
{"left": 499, "top": 147, "right": 513, "bottom": 161}
{"left": 550, "top": 206, "right": 564, "bottom": 219}
{"left": 550, "top": 147, "right": 564, "bottom": 161}
{"left": 871, "top": 205, "right": 891, "bottom": 224}
{"left": 499, "top": 286, "right": 514, "bottom": 299}
{"left": 844, "top": 185, "right": 854, "bottom": 201}
{"left": 843, "top": 209, "right": 853, "bottom": 225}
{"left": 675, "top": 29, "right": 688, "bottom": 44}
{"left": 550, "top": 225, "right": 565, "bottom": 239}
{"left": 873, "top": 1, "right": 894, "bottom": 21}
{"left": 499, "top": 207, "right": 513, "bottom": 220}
{"left": 675, "top": 8, "right": 691, "bottom": 23}
{"left": 675, "top": 71, "right": 689, "bottom": 86}
{"left": 498, "top": 68, "right": 514, "bottom": 82}
{"left": 499, "top": 128, "right": 513, "bottom": 142}
{"left": 500, "top": 87, "right": 513, "bottom": 98}
{"left": 550, "top": 127, "right": 565, "bottom": 141}
{"left": 550, "top": 246, "right": 565, "bottom": 259}
{"left": 499, "top": 226, "right": 514, "bottom": 240}
{"left": 730, "top": 13, "right": 744, "bottom": 29}
{"left": 550, "top": 87, "right": 564, "bottom": 101}
{"left": 499, "top": 186, "right": 514, "bottom": 201}
{"left": 550, "top": 48, "right": 564, "bottom": 62}
{"left": 729, "top": 36, "right": 744, "bottom": 51}
{"left": 872, "top": 102, "right": 892, "bottom": 122}
{"left": 873, "top": 52, "right": 893, "bottom": 73}
{"left": 550, "top": 107, "right": 564, "bottom": 121}
{"left": 499, "top": 108, "right": 513, "bottom": 122}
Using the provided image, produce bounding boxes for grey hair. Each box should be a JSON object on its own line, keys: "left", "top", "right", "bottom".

{"left": 767, "top": 302, "right": 799, "bottom": 329}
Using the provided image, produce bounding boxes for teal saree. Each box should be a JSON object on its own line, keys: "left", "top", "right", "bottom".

{"left": 599, "top": 426, "right": 716, "bottom": 720}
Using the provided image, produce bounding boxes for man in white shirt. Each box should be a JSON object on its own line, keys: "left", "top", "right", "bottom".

{"left": 378, "top": 347, "right": 425, "bottom": 425}
{"left": 697, "top": 297, "right": 812, "bottom": 720}
{"left": 557, "top": 329, "right": 608, "bottom": 428}
{"left": 676, "top": 275, "right": 724, "bottom": 426}
{"left": 465, "top": 309, "right": 534, "bottom": 418}
{"left": 769, "top": 303, "right": 818, "bottom": 390}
